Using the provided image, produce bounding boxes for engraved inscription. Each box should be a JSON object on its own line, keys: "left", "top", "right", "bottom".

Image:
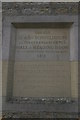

{"left": 15, "top": 28, "right": 69, "bottom": 60}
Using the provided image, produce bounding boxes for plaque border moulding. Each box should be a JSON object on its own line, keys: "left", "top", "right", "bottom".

{"left": 2, "top": 16, "right": 78, "bottom": 105}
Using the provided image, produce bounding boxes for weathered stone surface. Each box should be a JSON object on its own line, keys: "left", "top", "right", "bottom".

{"left": 2, "top": 2, "right": 79, "bottom": 118}
{"left": 0, "top": 1, "right": 2, "bottom": 118}
{"left": 2, "top": 2, "right": 78, "bottom": 16}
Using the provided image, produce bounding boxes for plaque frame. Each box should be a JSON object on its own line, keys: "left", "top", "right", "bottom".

{"left": 2, "top": 15, "right": 78, "bottom": 112}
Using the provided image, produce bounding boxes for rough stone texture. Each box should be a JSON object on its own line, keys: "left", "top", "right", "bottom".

{"left": 2, "top": 2, "right": 78, "bottom": 16}
{"left": 2, "top": 112, "right": 78, "bottom": 118}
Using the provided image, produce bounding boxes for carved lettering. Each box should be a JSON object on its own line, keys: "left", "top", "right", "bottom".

{"left": 15, "top": 29, "right": 69, "bottom": 60}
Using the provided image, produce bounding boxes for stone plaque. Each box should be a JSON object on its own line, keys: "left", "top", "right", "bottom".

{"left": 13, "top": 28, "right": 71, "bottom": 97}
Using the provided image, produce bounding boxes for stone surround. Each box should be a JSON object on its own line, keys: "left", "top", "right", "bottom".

{"left": 2, "top": 2, "right": 79, "bottom": 119}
